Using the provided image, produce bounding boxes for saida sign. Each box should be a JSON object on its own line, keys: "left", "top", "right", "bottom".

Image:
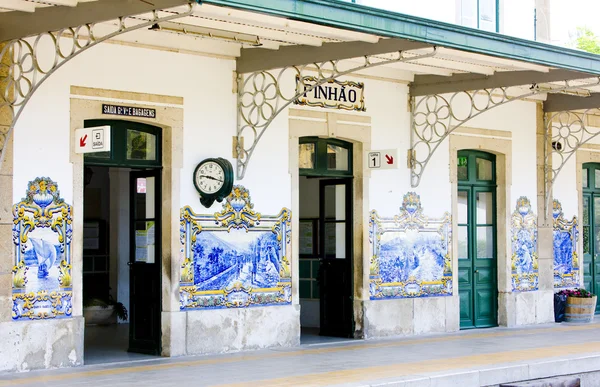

{"left": 74, "top": 125, "right": 111, "bottom": 154}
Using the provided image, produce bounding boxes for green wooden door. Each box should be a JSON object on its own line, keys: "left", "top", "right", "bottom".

{"left": 458, "top": 151, "right": 498, "bottom": 329}
{"left": 582, "top": 165, "right": 600, "bottom": 314}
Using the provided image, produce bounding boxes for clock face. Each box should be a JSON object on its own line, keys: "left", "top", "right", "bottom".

{"left": 195, "top": 161, "right": 225, "bottom": 194}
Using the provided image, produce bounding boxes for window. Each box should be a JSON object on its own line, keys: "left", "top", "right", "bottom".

{"left": 458, "top": 0, "right": 499, "bottom": 33}
{"left": 457, "top": 151, "right": 496, "bottom": 184}
{"left": 83, "top": 120, "right": 161, "bottom": 168}
{"left": 299, "top": 137, "right": 353, "bottom": 177}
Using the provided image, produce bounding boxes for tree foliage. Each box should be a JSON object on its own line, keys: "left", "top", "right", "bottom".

{"left": 575, "top": 27, "right": 600, "bottom": 55}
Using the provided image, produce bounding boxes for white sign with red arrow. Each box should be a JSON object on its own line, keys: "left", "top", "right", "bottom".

{"left": 366, "top": 149, "right": 398, "bottom": 170}
{"left": 74, "top": 126, "right": 111, "bottom": 154}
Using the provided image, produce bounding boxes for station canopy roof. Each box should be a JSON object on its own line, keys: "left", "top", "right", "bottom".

{"left": 3, "top": 0, "right": 600, "bottom": 110}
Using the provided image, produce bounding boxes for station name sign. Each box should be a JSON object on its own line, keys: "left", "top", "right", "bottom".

{"left": 294, "top": 76, "right": 365, "bottom": 112}
{"left": 102, "top": 104, "right": 156, "bottom": 118}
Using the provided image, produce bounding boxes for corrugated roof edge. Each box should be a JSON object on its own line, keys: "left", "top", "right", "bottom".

{"left": 202, "top": 0, "right": 600, "bottom": 75}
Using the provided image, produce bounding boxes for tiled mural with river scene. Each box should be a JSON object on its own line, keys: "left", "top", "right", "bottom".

{"left": 12, "top": 177, "right": 73, "bottom": 320}
{"left": 511, "top": 196, "right": 538, "bottom": 292}
{"left": 179, "top": 186, "right": 292, "bottom": 309}
{"left": 369, "top": 192, "right": 452, "bottom": 299}
{"left": 553, "top": 200, "right": 579, "bottom": 288}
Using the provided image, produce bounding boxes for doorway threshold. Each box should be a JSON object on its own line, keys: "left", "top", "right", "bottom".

{"left": 84, "top": 324, "right": 158, "bottom": 366}
{"left": 300, "top": 327, "right": 359, "bottom": 347}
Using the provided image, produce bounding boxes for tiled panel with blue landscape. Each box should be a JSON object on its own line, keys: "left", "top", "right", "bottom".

{"left": 12, "top": 177, "right": 73, "bottom": 320}
{"left": 511, "top": 196, "right": 538, "bottom": 292}
{"left": 369, "top": 192, "right": 452, "bottom": 299}
{"left": 553, "top": 200, "right": 579, "bottom": 288}
{"left": 179, "top": 186, "right": 292, "bottom": 309}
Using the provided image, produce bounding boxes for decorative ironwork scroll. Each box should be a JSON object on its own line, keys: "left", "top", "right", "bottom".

{"left": 12, "top": 177, "right": 73, "bottom": 320}
{"left": 180, "top": 186, "right": 292, "bottom": 310}
{"left": 544, "top": 107, "right": 600, "bottom": 213}
{"left": 369, "top": 192, "right": 452, "bottom": 299}
{"left": 0, "top": 2, "right": 196, "bottom": 172}
{"left": 511, "top": 196, "right": 538, "bottom": 292}
{"left": 236, "top": 48, "right": 438, "bottom": 180}
{"left": 410, "top": 78, "right": 600, "bottom": 188}
{"left": 552, "top": 200, "right": 579, "bottom": 288}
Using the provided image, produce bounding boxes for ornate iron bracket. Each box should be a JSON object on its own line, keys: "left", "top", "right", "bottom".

{"left": 0, "top": 2, "right": 196, "bottom": 171}
{"left": 235, "top": 47, "right": 438, "bottom": 180}
{"left": 544, "top": 86, "right": 600, "bottom": 216}
{"left": 409, "top": 78, "right": 600, "bottom": 188}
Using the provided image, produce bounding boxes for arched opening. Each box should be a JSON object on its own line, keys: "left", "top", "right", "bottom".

{"left": 82, "top": 119, "right": 163, "bottom": 363}
{"left": 457, "top": 150, "right": 498, "bottom": 329}
{"left": 298, "top": 136, "right": 355, "bottom": 340}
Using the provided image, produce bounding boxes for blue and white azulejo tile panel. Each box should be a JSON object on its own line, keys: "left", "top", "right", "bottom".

{"left": 369, "top": 192, "right": 452, "bottom": 299}
{"left": 179, "top": 186, "right": 292, "bottom": 310}
{"left": 12, "top": 177, "right": 73, "bottom": 320}
{"left": 552, "top": 200, "right": 579, "bottom": 288}
{"left": 511, "top": 196, "right": 538, "bottom": 292}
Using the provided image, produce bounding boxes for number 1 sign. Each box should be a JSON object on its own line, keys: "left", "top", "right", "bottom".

{"left": 366, "top": 149, "right": 398, "bottom": 170}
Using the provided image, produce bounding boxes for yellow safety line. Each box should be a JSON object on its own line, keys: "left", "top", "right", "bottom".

{"left": 0, "top": 323, "right": 598, "bottom": 386}
{"left": 216, "top": 341, "right": 600, "bottom": 387}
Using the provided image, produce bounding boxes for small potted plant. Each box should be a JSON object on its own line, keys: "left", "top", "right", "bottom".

{"left": 558, "top": 288, "right": 597, "bottom": 323}
{"left": 83, "top": 295, "right": 128, "bottom": 325}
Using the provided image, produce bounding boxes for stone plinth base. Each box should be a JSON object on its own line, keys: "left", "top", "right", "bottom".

{"left": 0, "top": 317, "right": 84, "bottom": 372}
{"left": 499, "top": 290, "right": 555, "bottom": 327}
{"left": 363, "top": 296, "right": 459, "bottom": 339}
{"left": 178, "top": 305, "right": 300, "bottom": 356}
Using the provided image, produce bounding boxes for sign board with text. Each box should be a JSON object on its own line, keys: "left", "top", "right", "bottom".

{"left": 294, "top": 76, "right": 366, "bottom": 111}
{"left": 75, "top": 126, "right": 111, "bottom": 154}
{"left": 102, "top": 104, "right": 156, "bottom": 118}
{"left": 366, "top": 149, "right": 398, "bottom": 170}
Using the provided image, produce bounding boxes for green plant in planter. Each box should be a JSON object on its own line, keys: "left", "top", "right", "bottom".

{"left": 557, "top": 288, "right": 595, "bottom": 298}
{"left": 83, "top": 294, "right": 128, "bottom": 322}
{"left": 557, "top": 288, "right": 597, "bottom": 323}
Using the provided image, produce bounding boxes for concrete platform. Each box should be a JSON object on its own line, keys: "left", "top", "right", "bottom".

{"left": 1, "top": 321, "right": 600, "bottom": 386}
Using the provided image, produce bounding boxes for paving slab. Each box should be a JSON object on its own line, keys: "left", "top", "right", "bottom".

{"left": 0, "top": 321, "right": 599, "bottom": 386}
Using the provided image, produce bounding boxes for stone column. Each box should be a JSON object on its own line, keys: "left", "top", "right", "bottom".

{"left": 160, "top": 120, "right": 187, "bottom": 357}
{"left": 0, "top": 42, "right": 14, "bottom": 322}
{"left": 536, "top": 102, "right": 555, "bottom": 323}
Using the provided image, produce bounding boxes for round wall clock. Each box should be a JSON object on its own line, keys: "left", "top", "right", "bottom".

{"left": 193, "top": 157, "right": 234, "bottom": 208}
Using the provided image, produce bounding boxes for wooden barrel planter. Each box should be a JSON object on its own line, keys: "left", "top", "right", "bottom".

{"left": 564, "top": 295, "right": 597, "bottom": 323}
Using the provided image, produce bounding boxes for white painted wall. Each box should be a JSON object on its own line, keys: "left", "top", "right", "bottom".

{"left": 13, "top": 40, "right": 289, "bottom": 213}
{"left": 11, "top": 37, "right": 555, "bottom": 339}
{"left": 13, "top": 42, "right": 238, "bottom": 206}
{"left": 459, "top": 97, "right": 538, "bottom": 210}
{"left": 553, "top": 154, "right": 578, "bottom": 218}
{"left": 13, "top": 39, "right": 542, "bottom": 254}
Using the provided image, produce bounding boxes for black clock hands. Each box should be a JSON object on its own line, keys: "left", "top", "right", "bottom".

{"left": 194, "top": 157, "right": 234, "bottom": 209}
{"left": 200, "top": 174, "right": 223, "bottom": 183}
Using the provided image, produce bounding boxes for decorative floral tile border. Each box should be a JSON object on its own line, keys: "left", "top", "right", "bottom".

{"left": 511, "top": 196, "right": 538, "bottom": 292}
{"left": 553, "top": 200, "right": 579, "bottom": 288}
{"left": 12, "top": 177, "right": 73, "bottom": 320}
